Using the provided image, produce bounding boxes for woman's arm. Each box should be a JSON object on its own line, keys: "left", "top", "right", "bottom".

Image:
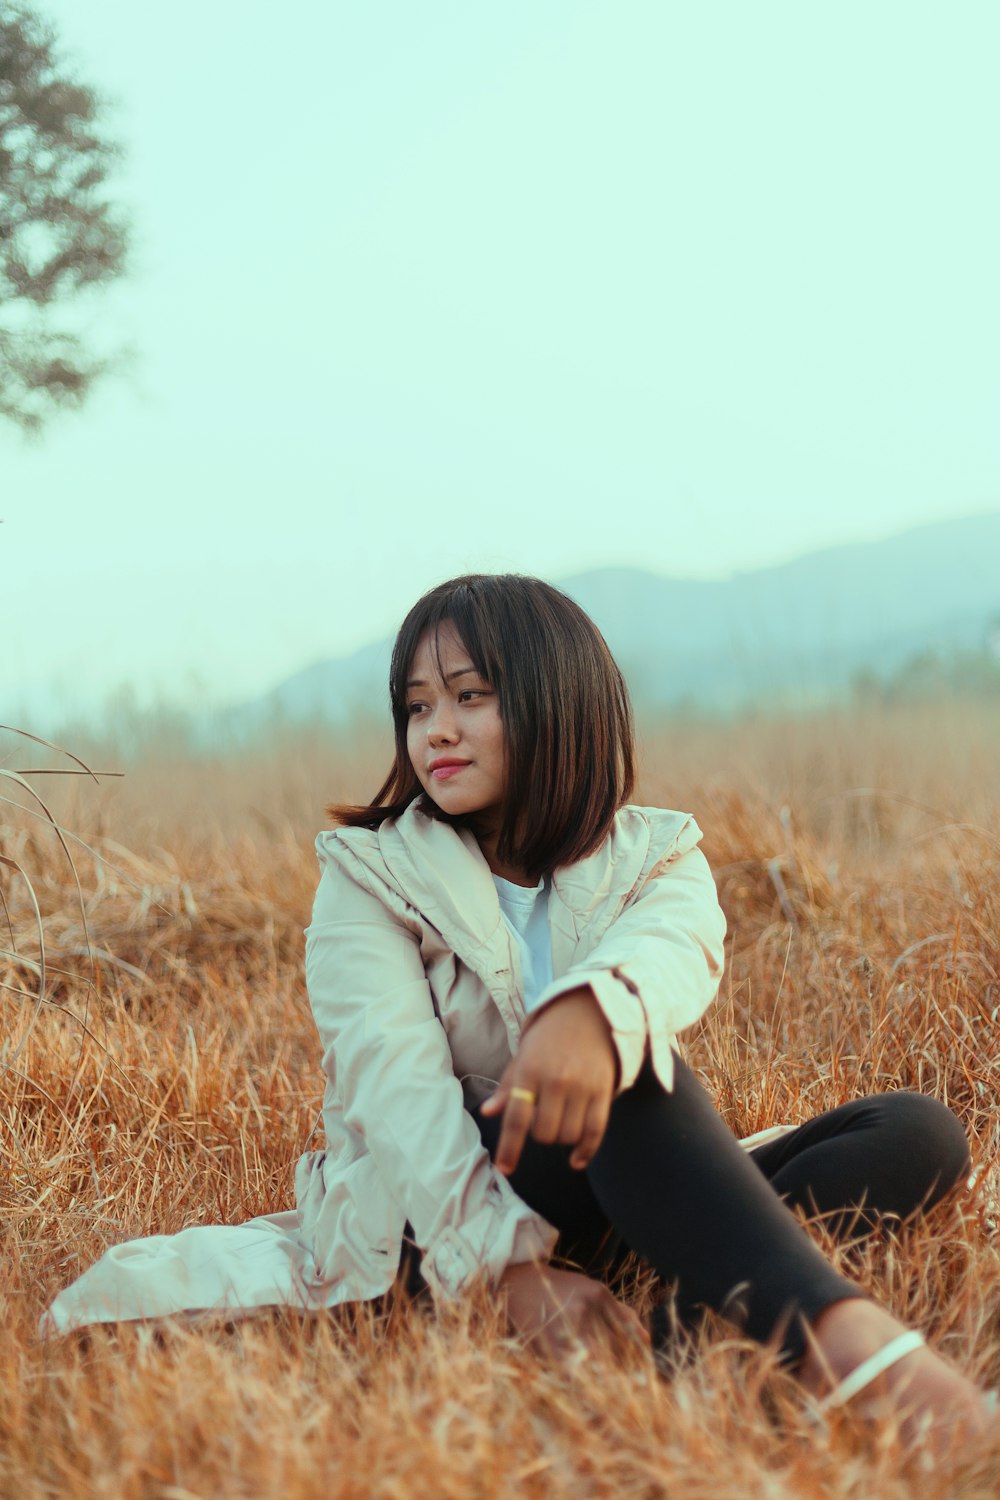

{"left": 304, "top": 846, "right": 558, "bottom": 1304}
{"left": 482, "top": 839, "right": 727, "bottom": 1177}
{"left": 529, "top": 840, "right": 728, "bottom": 1096}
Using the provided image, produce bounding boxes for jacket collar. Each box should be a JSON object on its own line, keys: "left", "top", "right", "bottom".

{"left": 371, "top": 798, "right": 655, "bottom": 978}
{"left": 364, "top": 802, "right": 524, "bottom": 1029}
{"left": 376, "top": 800, "right": 503, "bottom": 962}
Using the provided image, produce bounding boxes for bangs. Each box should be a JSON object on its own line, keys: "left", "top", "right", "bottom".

{"left": 389, "top": 586, "right": 500, "bottom": 727}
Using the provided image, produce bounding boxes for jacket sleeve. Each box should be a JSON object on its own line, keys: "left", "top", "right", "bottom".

{"left": 524, "top": 834, "right": 727, "bottom": 1096}
{"left": 304, "top": 843, "right": 559, "bottom": 1304}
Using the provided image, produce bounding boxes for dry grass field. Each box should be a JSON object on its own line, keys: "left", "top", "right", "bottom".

{"left": 2, "top": 701, "right": 999, "bottom": 1499}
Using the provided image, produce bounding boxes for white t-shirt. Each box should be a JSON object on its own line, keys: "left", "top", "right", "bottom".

{"left": 491, "top": 872, "right": 554, "bottom": 1015}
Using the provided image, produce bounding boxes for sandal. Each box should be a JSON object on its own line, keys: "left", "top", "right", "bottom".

{"left": 813, "top": 1328, "right": 1000, "bottom": 1450}
{"left": 816, "top": 1329, "right": 926, "bottom": 1413}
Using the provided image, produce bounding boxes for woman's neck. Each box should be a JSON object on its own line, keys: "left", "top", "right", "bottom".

{"left": 476, "top": 826, "right": 536, "bottom": 887}
{"left": 489, "top": 858, "right": 538, "bottom": 888}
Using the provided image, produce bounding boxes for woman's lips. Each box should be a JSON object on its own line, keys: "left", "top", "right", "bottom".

{"left": 431, "top": 763, "right": 470, "bottom": 780}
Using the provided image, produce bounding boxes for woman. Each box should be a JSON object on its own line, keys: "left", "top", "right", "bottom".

{"left": 45, "top": 573, "right": 996, "bottom": 1450}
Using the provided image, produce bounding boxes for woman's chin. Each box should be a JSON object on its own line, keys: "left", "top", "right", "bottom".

{"left": 420, "top": 788, "right": 495, "bottom": 829}
{"left": 420, "top": 786, "right": 472, "bottom": 816}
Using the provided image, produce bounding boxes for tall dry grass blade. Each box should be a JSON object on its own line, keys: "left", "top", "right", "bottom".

{"left": 10, "top": 768, "right": 125, "bottom": 778}
{"left": 0, "top": 791, "right": 175, "bottom": 918}
{"left": 1, "top": 734, "right": 128, "bottom": 1103}
{"left": 0, "top": 770, "right": 95, "bottom": 946}
{"left": 0, "top": 851, "right": 47, "bottom": 1059}
{"left": 0, "top": 725, "right": 110, "bottom": 783}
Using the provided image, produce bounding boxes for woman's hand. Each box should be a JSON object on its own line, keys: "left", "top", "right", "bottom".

{"left": 498, "top": 1260, "right": 648, "bottom": 1362}
{"left": 481, "top": 987, "right": 618, "bottom": 1176}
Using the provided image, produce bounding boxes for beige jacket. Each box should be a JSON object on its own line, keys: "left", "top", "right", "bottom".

{"left": 294, "top": 798, "right": 728, "bottom": 1305}
{"left": 44, "top": 796, "right": 764, "bottom": 1335}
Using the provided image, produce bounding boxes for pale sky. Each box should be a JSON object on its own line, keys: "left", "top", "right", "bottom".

{"left": 4, "top": 1, "right": 999, "bottom": 730}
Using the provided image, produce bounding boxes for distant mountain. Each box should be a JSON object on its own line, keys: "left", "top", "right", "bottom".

{"left": 220, "top": 513, "right": 1000, "bottom": 738}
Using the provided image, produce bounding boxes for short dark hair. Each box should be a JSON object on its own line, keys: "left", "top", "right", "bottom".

{"left": 327, "top": 573, "right": 635, "bottom": 880}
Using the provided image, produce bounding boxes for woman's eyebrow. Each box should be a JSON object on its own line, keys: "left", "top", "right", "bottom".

{"left": 406, "top": 667, "right": 480, "bottom": 688}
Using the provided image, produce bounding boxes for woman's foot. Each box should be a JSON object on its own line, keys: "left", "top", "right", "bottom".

{"left": 797, "top": 1297, "right": 996, "bottom": 1453}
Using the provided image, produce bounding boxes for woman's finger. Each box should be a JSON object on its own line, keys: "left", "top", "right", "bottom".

{"left": 556, "top": 1093, "right": 588, "bottom": 1149}
{"left": 530, "top": 1081, "right": 567, "bottom": 1146}
{"left": 480, "top": 1060, "right": 515, "bottom": 1116}
{"left": 569, "top": 1092, "right": 611, "bottom": 1170}
{"left": 494, "top": 1085, "right": 540, "bottom": 1175}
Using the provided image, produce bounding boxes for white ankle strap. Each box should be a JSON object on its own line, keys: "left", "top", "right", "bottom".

{"left": 819, "top": 1330, "right": 926, "bottom": 1412}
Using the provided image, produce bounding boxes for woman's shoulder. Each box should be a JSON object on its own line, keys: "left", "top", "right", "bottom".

{"left": 313, "top": 799, "right": 425, "bottom": 870}
{"left": 314, "top": 822, "right": 379, "bottom": 862}
{"left": 616, "top": 804, "right": 705, "bottom": 865}
{"left": 312, "top": 799, "right": 446, "bottom": 905}
{"left": 309, "top": 815, "right": 422, "bottom": 931}
{"left": 553, "top": 804, "right": 704, "bottom": 909}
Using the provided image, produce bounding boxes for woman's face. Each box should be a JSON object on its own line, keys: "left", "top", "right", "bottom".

{"left": 405, "top": 621, "right": 506, "bottom": 827}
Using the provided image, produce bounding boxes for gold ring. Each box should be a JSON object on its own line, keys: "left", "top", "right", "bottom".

{"left": 509, "top": 1087, "right": 537, "bottom": 1105}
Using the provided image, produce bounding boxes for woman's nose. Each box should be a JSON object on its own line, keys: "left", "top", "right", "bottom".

{"left": 426, "top": 705, "right": 459, "bottom": 742}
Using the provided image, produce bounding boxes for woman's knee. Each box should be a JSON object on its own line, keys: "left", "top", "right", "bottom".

{"left": 875, "top": 1090, "right": 971, "bottom": 1201}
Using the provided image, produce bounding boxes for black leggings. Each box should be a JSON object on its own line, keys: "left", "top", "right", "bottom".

{"left": 399, "top": 1055, "right": 971, "bottom": 1364}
